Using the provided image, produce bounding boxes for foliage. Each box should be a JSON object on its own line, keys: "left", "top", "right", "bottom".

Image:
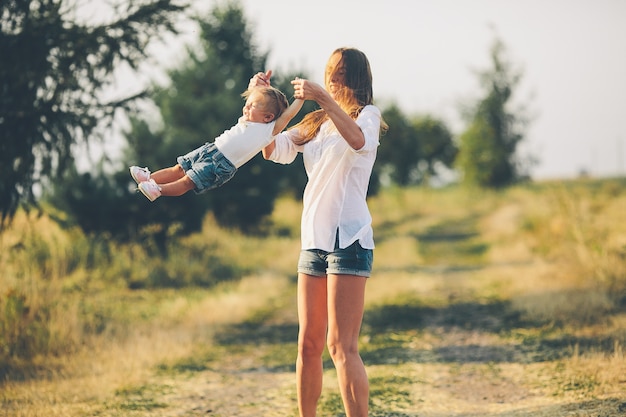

{"left": 47, "top": 161, "right": 192, "bottom": 254}
{"left": 0, "top": 208, "right": 251, "bottom": 376}
{"left": 455, "top": 36, "right": 533, "bottom": 188}
{"left": 378, "top": 104, "right": 456, "bottom": 186}
{"left": 119, "top": 2, "right": 312, "bottom": 237}
{"left": 0, "top": 0, "right": 187, "bottom": 231}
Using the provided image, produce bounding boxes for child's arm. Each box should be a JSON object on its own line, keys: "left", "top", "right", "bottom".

{"left": 261, "top": 141, "right": 275, "bottom": 160}
{"left": 263, "top": 99, "right": 303, "bottom": 160}
{"left": 271, "top": 98, "right": 304, "bottom": 136}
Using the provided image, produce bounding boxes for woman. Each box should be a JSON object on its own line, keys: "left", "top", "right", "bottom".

{"left": 251, "top": 47, "right": 386, "bottom": 417}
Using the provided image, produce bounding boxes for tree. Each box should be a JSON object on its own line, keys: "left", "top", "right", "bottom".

{"left": 455, "top": 36, "right": 532, "bottom": 188}
{"left": 121, "top": 2, "right": 310, "bottom": 235}
{"left": 0, "top": 0, "right": 187, "bottom": 230}
{"left": 48, "top": 2, "right": 312, "bottom": 248}
{"left": 377, "top": 104, "right": 456, "bottom": 186}
{"left": 416, "top": 115, "right": 457, "bottom": 182}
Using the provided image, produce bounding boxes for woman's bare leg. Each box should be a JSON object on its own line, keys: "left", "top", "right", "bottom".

{"left": 296, "top": 273, "right": 328, "bottom": 417}
{"left": 327, "top": 274, "right": 368, "bottom": 417}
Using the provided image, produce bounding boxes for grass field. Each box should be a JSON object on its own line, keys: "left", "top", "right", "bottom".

{"left": 1, "top": 179, "right": 626, "bottom": 416}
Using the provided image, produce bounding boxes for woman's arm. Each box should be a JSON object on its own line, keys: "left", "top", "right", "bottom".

{"left": 262, "top": 129, "right": 302, "bottom": 162}
{"left": 318, "top": 94, "right": 365, "bottom": 150}
{"left": 293, "top": 79, "right": 365, "bottom": 150}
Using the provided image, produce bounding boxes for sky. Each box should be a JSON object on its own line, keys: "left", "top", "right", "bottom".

{"left": 83, "top": 0, "right": 626, "bottom": 180}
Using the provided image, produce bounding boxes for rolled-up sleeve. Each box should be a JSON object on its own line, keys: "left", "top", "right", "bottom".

{"left": 354, "top": 105, "right": 381, "bottom": 154}
{"left": 269, "top": 131, "right": 302, "bottom": 164}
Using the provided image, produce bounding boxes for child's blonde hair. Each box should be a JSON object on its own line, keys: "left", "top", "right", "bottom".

{"left": 242, "top": 86, "right": 289, "bottom": 121}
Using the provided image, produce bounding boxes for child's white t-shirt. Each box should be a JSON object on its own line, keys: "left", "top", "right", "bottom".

{"left": 214, "top": 117, "right": 276, "bottom": 168}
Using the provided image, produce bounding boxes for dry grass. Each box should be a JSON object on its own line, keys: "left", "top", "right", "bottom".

{"left": 2, "top": 179, "right": 626, "bottom": 416}
{"left": 1, "top": 273, "right": 293, "bottom": 416}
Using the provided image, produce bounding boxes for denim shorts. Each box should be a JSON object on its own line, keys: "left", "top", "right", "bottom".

{"left": 177, "top": 142, "right": 237, "bottom": 194}
{"left": 297, "top": 236, "right": 373, "bottom": 278}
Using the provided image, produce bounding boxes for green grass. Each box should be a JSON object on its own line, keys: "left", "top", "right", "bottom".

{"left": 2, "top": 179, "right": 626, "bottom": 416}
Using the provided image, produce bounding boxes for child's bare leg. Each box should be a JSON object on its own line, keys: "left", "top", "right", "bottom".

{"left": 159, "top": 175, "right": 196, "bottom": 197}
{"left": 151, "top": 164, "right": 186, "bottom": 184}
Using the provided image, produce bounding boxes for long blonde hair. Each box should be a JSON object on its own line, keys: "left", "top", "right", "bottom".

{"left": 291, "top": 47, "right": 387, "bottom": 145}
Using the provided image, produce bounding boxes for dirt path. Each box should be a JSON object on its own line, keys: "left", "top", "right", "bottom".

{"left": 4, "top": 211, "right": 626, "bottom": 416}
{"left": 94, "top": 332, "right": 626, "bottom": 417}
{"left": 89, "top": 275, "right": 626, "bottom": 417}
{"left": 4, "top": 273, "right": 625, "bottom": 417}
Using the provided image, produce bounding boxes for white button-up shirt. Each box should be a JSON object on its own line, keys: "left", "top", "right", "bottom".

{"left": 269, "top": 105, "right": 382, "bottom": 251}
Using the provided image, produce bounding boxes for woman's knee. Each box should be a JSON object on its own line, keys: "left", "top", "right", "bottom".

{"left": 326, "top": 338, "right": 358, "bottom": 363}
{"left": 298, "top": 336, "right": 325, "bottom": 359}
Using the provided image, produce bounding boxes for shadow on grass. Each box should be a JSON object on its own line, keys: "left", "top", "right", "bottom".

{"left": 365, "top": 299, "right": 525, "bottom": 334}
{"left": 325, "top": 397, "right": 626, "bottom": 417}
{"left": 0, "top": 361, "right": 65, "bottom": 384}
{"left": 214, "top": 320, "right": 298, "bottom": 346}
{"left": 413, "top": 398, "right": 626, "bottom": 417}
{"left": 362, "top": 298, "right": 626, "bottom": 365}
{"left": 210, "top": 289, "right": 626, "bottom": 372}
{"left": 374, "top": 212, "right": 424, "bottom": 243}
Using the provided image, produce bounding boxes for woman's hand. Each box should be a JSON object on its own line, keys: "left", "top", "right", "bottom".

{"left": 292, "top": 78, "right": 365, "bottom": 150}
{"left": 291, "top": 77, "right": 326, "bottom": 102}
{"left": 248, "top": 70, "right": 272, "bottom": 89}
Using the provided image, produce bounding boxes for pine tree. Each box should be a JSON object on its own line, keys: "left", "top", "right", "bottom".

{"left": 0, "top": 0, "right": 186, "bottom": 230}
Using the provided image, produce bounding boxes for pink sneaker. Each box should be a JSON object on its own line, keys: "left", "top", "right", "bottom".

{"left": 138, "top": 179, "right": 162, "bottom": 202}
{"left": 129, "top": 166, "right": 151, "bottom": 184}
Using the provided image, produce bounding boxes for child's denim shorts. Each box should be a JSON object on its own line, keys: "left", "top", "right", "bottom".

{"left": 177, "top": 142, "right": 237, "bottom": 194}
{"left": 297, "top": 234, "right": 373, "bottom": 278}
